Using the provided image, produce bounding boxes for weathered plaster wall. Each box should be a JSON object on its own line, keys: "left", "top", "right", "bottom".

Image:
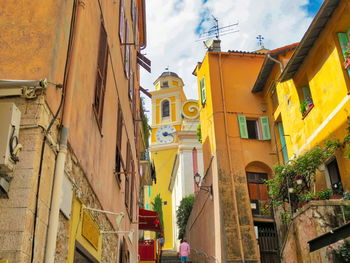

{"left": 281, "top": 200, "right": 350, "bottom": 263}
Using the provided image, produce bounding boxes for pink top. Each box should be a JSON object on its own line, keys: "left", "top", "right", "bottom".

{"left": 179, "top": 242, "right": 190, "bottom": 257}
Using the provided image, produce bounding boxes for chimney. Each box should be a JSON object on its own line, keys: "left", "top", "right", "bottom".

{"left": 204, "top": 39, "right": 221, "bottom": 52}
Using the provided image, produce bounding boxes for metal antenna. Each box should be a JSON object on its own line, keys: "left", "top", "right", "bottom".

{"left": 197, "top": 16, "right": 239, "bottom": 42}
{"left": 256, "top": 35, "right": 264, "bottom": 47}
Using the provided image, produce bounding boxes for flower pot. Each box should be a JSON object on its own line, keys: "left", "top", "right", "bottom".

{"left": 296, "top": 179, "right": 303, "bottom": 185}
{"left": 330, "top": 194, "right": 342, "bottom": 200}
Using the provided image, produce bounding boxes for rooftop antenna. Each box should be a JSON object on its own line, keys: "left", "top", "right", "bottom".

{"left": 197, "top": 16, "right": 239, "bottom": 42}
{"left": 256, "top": 35, "right": 264, "bottom": 47}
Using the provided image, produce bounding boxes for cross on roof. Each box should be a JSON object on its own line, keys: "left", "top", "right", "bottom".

{"left": 256, "top": 35, "right": 264, "bottom": 46}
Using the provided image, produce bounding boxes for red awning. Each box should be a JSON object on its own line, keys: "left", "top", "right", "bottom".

{"left": 139, "top": 208, "right": 162, "bottom": 233}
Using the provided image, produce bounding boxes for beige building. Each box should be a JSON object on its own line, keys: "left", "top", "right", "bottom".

{"left": 0, "top": 0, "right": 150, "bottom": 262}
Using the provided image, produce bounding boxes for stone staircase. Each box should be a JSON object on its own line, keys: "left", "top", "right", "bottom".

{"left": 161, "top": 250, "right": 179, "bottom": 263}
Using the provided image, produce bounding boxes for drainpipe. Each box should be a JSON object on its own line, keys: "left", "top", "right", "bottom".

{"left": 218, "top": 53, "right": 245, "bottom": 262}
{"left": 267, "top": 54, "right": 284, "bottom": 73}
{"left": 44, "top": 0, "right": 85, "bottom": 262}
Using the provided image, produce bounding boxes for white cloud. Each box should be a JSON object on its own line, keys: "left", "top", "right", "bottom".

{"left": 140, "top": 0, "right": 315, "bottom": 118}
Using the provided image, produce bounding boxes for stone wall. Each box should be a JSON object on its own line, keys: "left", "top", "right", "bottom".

{"left": 281, "top": 200, "right": 350, "bottom": 263}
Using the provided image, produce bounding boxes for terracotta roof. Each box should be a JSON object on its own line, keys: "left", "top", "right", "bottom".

{"left": 228, "top": 50, "right": 264, "bottom": 55}
{"left": 252, "top": 43, "right": 299, "bottom": 93}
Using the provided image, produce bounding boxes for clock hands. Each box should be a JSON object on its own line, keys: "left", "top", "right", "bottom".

{"left": 162, "top": 131, "right": 175, "bottom": 137}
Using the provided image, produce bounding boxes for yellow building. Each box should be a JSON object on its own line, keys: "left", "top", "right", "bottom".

{"left": 252, "top": 0, "right": 350, "bottom": 262}
{"left": 146, "top": 71, "right": 202, "bottom": 250}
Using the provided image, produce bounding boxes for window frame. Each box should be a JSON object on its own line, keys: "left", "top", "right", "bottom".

{"left": 200, "top": 77, "right": 206, "bottom": 106}
{"left": 161, "top": 99, "right": 170, "bottom": 119}
{"left": 238, "top": 115, "right": 271, "bottom": 140}
{"left": 115, "top": 103, "right": 124, "bottom": 184}
{"left": 93, "top": 22, "right": 109, "bottom": 129}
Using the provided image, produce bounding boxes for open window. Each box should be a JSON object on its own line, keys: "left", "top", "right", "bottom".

{"left": 326, "top": 158, "right": 343, "bottom": 193}
{"left": 298, "top": 84, "right": 314, "bottom": 117}
{"left": 238, "top": 115, "right": 271, "bottom": 140}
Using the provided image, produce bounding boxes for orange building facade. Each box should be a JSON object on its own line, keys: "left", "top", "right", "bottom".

{"left": 0, "top": 0, "right": 149, "bottom": 262}
{"left": 188, "top": 48, "right": 280, "bottom": 263}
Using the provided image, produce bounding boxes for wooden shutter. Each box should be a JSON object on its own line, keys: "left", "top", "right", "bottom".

{"left": 260, "top": 116, "right": 271, "bottom": 140}
{"left": 200, "top": 77, "right": 206, "bottom": 106}
{"left": 238, "top": 115, "right": 248, "bottom": 139}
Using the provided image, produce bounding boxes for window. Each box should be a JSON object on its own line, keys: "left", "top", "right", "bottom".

{"left": 119, "top": 0, "right": 125, "bottom": 43}
{"left": 161, "top": 81, "right": 169, "bottom": 88}
{"left": 124, "top": 21, "right": 130, "bottom": 79}
{"left": 337, "top": 30, "right": 350, "bottom": 76}
{"left": 326, "top": 158, "right": 342, "bottom": 192}
{"left": 246, "top": 120, "right": 259, "bottom": 140}
{"left": 246, "top": 172, "right": 270, "bottom": 217}
{"left": 161, "top": 100, "right": 170, "bottom": 118}
{"left": 238, "top": 115, "right": 271, "bottom": 140}
{"left": 94, "top": 22, "right": 109, "bottom": 128}
{"left": 200, "top": 77, "right": 206, "bottom": 106}
{"left": 115, "top": 104, "right": 124, "bottom": 183}
{"left": 299, "top": 85, "right": 313, "bottom": 117}
{"left": 125, "top": 142, "right": 132, "bottom": 208}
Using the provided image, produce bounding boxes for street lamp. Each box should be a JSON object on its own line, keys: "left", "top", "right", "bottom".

{"left": 193, "top": 172, "right": 213, "bottom": 198}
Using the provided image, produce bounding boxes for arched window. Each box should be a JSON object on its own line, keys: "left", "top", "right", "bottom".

{"left": 161, "top": 100, "right": 170, "bottom": 118}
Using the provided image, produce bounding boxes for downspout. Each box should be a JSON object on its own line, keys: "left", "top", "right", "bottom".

{"left": 218, "top": 53, "right": 245, "bottom": 262}
{"left": 44, "top": 0, "right": 85, "bottom": 262}
{"left": 267, "top": 54, "right": 284, "bottom": 73}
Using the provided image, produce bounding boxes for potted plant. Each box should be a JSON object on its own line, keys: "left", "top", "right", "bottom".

{"left": 317, "top": 189, "right": 332, "bottom": 200}
{"left": 300, "top": 101, "right": 308, "bottom": 115}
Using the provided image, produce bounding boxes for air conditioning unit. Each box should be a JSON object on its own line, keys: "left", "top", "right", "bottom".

{"left": 0, "top": 103, "right": 21, "bottom": 174}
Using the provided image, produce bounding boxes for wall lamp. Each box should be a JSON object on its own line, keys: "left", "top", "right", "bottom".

{"left": 194, "top": 173, "right": 213, "bottom": 198}
{"left": 82, "top": 206, "right": 125, "bottom": 230}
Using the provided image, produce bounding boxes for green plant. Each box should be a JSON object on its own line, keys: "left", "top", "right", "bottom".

{"left": 151, "top": 194, "right": 164, "bottom": 238}
{"left": 334, "top": 240, "right": 350, "bottom": 262}
{"left": 265, "top": 140, "right": 340, "bottom": 210}
{"left": 299, "top": 192, "right": 316, "bottom": 202}
{"left": 300, "top": 100, "right": 308, "bottom": 115}
{"left": 317, "top": 189, "right": 333, "bottom": 200}
{"left": 141, "top": 98, "right": 151, "bottom": 148}
{"left": 196, "top": 124, "right": 202, "bottom": 143}
{"left": 176, "top": 194, "right": 195, "bottom": 240}
{"left": 281, "top": 211, "right": 292, "bottom": 224}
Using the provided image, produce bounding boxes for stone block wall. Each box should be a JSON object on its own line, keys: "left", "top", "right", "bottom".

{"left": 281, "top": 200, "right": 350, "bottom": 263}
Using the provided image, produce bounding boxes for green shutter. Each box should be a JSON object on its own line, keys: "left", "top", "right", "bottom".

{"left": 200, "top": 77, "right": 206, "bottom": 106}
{"left": 238, "top": 115, "right": 248, "bottom": 139}
{"left": 260, "top": 116, "right": 271, "bottom": 140}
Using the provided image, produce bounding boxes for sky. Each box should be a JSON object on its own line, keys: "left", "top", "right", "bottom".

{"left": 140, "top": 0, "right": 324, "bottom": 116}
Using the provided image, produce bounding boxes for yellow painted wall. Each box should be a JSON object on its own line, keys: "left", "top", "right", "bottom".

{"left": 269, "top": 1, "right": 350, "bottom": 191}
{"left": 67, "top": 194, "right": 102, "bottom": 262}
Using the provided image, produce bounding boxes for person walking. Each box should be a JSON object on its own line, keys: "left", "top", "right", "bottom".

{"left": 178, "top": 239, "right": 190, "bottom": 263}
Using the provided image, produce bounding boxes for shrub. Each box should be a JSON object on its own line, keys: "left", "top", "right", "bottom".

{"left": 176, "top": 195, "right": 195, "bottom": 240}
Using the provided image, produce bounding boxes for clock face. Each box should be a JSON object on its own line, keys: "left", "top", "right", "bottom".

{"left": 156, "top": 125, "right": 176, "bottom": 143}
